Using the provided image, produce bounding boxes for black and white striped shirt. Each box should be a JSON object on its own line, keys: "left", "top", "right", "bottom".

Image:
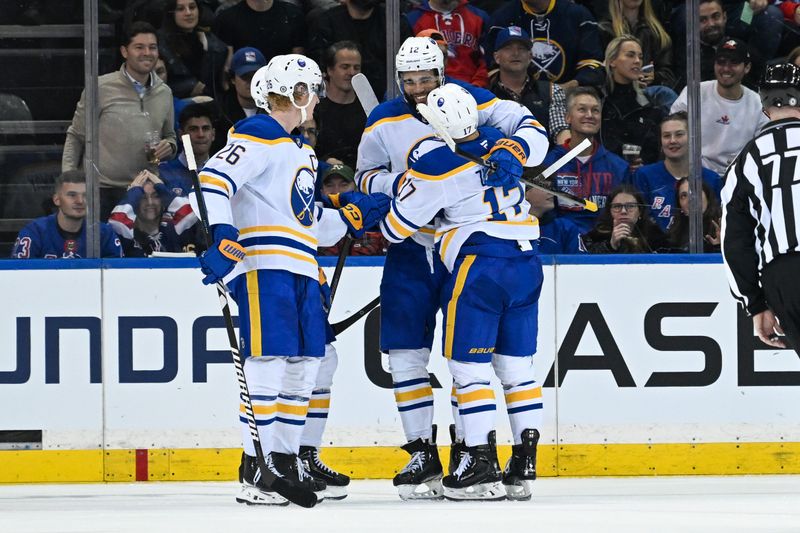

{"left": 721, "top": 117, "right": 800, "bottom": 315}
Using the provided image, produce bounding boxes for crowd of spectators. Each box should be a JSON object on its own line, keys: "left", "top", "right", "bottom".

{"left": 9, "top": 0, "right": 800, "bottom": 259}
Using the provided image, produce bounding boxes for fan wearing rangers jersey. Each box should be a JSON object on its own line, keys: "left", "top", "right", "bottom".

{"left": 356, "top": 36, "right": 548, "bottom": 500}
{"left": 11, "top": 170, "right": 122, "bottom": 259}
{"left": 343, "top": 84, "right": 544, "bottom": 501}
{"left": 188, "top": 55, "right": 380, "bottom": 505}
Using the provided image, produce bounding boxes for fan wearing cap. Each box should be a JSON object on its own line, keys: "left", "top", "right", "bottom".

{"left": 488, "top": 26, "right": 569, "bottom": 144}
{"left": 721, "top": 62, "right": 800, "bottom": 357}
{"left": 218, "top": 47, "right": 268, "bottom": 133}
{"left": 671, "top": 37, "right": 768, "bottom": 174}
{"left": 406, "top": 0, "right": 490, "bottom": 87}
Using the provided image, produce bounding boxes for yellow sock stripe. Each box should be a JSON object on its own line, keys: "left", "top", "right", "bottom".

{"left": 308, "top": 398, "right": 330, "bottom": 409}
{"left": 239, "top": 404, "right": 276, "bottom": 416}
{"left": 245, "top": 271, "right": 262, "bottom": 356}
{"left": 445, "top": 255, "right": 476, "bottom": 358}
{"left": 277, "top": 403, "right": 309, "bottom": 416}
{"left": 505, "top": 387, "right": 543, "bottom": 404}
{"left": 457, "top": 387, "right": 495, "bottom": 404}
{"left": 394, "top": 387, "right": 433, "bottom": 403}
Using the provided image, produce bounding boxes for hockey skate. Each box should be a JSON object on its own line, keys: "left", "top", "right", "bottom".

{"left": 442, "top": 431, "right": 506, "bottom": 501}
{"left": 235, "top": 452, "right": 290, "bottom": 506}
{"left": 393, "top": 425, "right": 444, "bottom": 500}
{"left": 502, "top": 428, "right": 539, "bottom": 501}
{"left": 299, "top": 446, "right": 350, "bottom": 500}
{"left": 270, "top": 451, "right": 328, "bottom": 502}
{"left": 448, "top": 424, "right": 467, "bottom": 476}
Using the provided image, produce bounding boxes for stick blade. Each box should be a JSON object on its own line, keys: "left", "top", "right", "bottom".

{"left": 351, "top": 73, "right": 380, "bottom": 116}
{"left": 271, "top": 477, "right": 319, "bottom": 508}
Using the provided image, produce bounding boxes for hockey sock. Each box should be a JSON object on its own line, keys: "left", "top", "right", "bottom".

{"left": 273, "top": 356, "right": 321, "bottom": 454}
{"left": 453, "top": 381, "right": 496, "bottom": 447}
{"left": 503, "top": 381, "right": 543, "bottom": 444}
{"left": 239, "top": 356, "right": 285, "bottom": 457}
{"left": 388, "top": 349, "right": 434, "bottom": 441}
{"left": 450, "top": 384, "right": 465, "bottom": 442}
{"left": 300, "top": 388, "right": 330, "bottom": 448}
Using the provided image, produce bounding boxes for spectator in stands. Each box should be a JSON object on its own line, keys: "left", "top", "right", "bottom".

{"left": 417, "top": 28, "right": 449, "bottom": 61}
{"left": 11, "top": 171, "right": 123, "bottom": 259}
{"left": 314, "top": 41, "right": 367, "bottom": 169}
{"left": 665, "top": 177, "right": 722, "bottom": 253}
{"left": 544, "top": 86, "right": 629, "bottom": 233}
{"left": 526, "top": 186, "right": 586, "bottom": 254}
{"left": 487, "top": 0, "right": 605, "bottom": 89}
{"left": 673, "top": 0, "right": 766, "bottom": 90}
{"left": 670, "top": 38, "right": 768, "bottom": 175}
{"left": 598, "top": 0, "right": 677, "bottom": 92}
{"left": 788, "top": 46, "right": 800, "bottom": 67}
{"left": 109, "top": 170, "right": 198, "bottom": 257}
{"left": 62, "top": 22, "right": 177, "bottom": 220}
{"left": 317, "top": 165, "right": 388, "bottom": 256}
{"left": 216, "top": 46, "right": 267, "bottom": 138}
{"left": 780, "top": 3, "right": 800, "bottom": 56}
{"left": 309, "top": 0, "right": 412, "bottom": 99}
{"left": 212, "top": 0, "right": 305, "bottom": 62}
{"left": 582, "top": 183, "right": 666, "bottom": 253}
{"left": 600, "top": 35, "right": 665, "bottom": 166}
{"left": 488, "top": 26, "right": 569, "bottom": 144}
{"left": 406, "top": 0, "right": 490, "bottom": 87}
{"left": 157, "top": 0, "right": 230, "bottom": 99}
{"left": 160, "top": 103, "right": 216, "bottom": 196}
{"left": 634, "top": 112, "right": 722, "bottom": 231}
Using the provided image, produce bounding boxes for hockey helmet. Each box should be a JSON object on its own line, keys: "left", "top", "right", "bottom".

{"left": 252, "top": 54, "right": 323, "bottom": 121}
{"left": 395, "top": 36, "right": 445, "bottom": 85}
{"left": 425, "top": 83, "right": 479, "bottom": 140}
{"left": 759, "top": 63, "right": 800, "bottom": 109}
{"left": 250, "top": 65, "right": 270, "bottom": 111}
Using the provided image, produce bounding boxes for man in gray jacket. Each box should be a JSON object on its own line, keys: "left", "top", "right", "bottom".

{"left": 63, "top": 21, "right": 177, "bottom": 220}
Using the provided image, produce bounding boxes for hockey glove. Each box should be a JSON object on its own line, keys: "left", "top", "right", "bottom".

{"left": 329, "top": 191, "right": 391, "bottom": 238}
{"left": 484, "top": 137, "right": 528, "bottom": 188}
{"left": 198, "top": 223, "right": 246, "bottom": 285}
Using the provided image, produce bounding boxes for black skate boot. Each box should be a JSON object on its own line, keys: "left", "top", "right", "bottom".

{"left": 448, "top": 424, "right": 467, "bottom": 476}
{"left": 393, "top": 425, "right": 444, "bottom": 500}
{"left": 442, "top": 430, "right": 506, "bottom": 501}
{"left": 235, "top": 452, "right": 290, "bottom": 506}
{"left": 502, "top": 428, "right": 540, "bottom": 501}
{"left": 271, "top": 451, "right": 328, "bottom": 501}
{"left": 299, "top": 446, "right": 350, "bottom": 500}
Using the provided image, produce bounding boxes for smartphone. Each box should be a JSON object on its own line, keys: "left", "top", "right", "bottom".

{"left": 641, "top": 64, "right": 654, "bottom": 74}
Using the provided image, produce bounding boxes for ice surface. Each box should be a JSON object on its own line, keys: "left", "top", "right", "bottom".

{"left": 1, "top": 476, "right": 798, "bottom": 533}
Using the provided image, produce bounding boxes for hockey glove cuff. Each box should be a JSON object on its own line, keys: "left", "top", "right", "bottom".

{"left": 199, "top": 223, "right": 246, "bottom": 285}
{"left": 335, "top": 191, "right": 391, "bottom": 238}
{"left": 484, "top": 137, "right": 528, "bottom": 188}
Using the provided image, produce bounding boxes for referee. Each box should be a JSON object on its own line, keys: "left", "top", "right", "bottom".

{"left": 721, "top": 63, "right": 800, "bottom": 354}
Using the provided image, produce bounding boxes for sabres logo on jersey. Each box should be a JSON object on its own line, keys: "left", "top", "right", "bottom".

{"left": 531, "top": 38, "right": 566, "bottom": 82}
{"left": 406, "top": 135, "right": 444, "bottom": 167}
{"left": 291, "top": 167, "right": 316, "bottom": 227}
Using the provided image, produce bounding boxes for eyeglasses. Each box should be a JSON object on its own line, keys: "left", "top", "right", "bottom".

{"left": 609, "top": 202, "right": 641, "bottom": 213}
{"left": 401, "top": 76, "right": 438, "bottom": 88}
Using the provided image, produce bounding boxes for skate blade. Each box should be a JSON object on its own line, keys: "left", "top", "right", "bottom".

{"left": 235, "top": 485, "right": 290, "bottom": 506}
{"left": 443, "top": 481, "right": 506, "bottom": 501}
{"left": 322, "top": 485, "right": 348, "bottom": 500}
{"left": 503, "top": 480, "right": 534, "bottom": 501}
{"left": 397, "top": 478, "right": 444, "bottom": 501}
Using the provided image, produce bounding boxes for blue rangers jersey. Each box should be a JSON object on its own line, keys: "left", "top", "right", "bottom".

{"left": 11, "top": 214, "right": 122, "bottom": 259}
{"left": 379, "top": 127, "right": 539, "bottom": 271}
{"left": 356, "top": 78, "right": 548, "bottom": 246}
{"left": 189, "top": 114, "right": 347, "bottom": 281}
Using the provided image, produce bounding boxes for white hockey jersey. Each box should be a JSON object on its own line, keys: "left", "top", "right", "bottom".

{"left": 190, "top": 114, "right": 346, "bottom": 281}
{"left": 356, "top": 78, "right": 548, "bottom": 247}
{"left": 379, "top": 128, "right": 539, "bottom": 272}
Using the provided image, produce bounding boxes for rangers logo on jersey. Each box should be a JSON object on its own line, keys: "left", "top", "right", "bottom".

{"left": 292, "top": 167, "right": 316, "bottom": 227}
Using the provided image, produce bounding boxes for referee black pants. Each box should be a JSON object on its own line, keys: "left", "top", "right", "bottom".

{"left": 762, "top": 252, "right": 800, "bottom": 355}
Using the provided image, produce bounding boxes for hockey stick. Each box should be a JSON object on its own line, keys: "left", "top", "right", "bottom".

{"left": 351, "top": 72, "right": 380, "bottom": 115}
{"left": 416, "top": 103, "right": 598, "bottom": 212}
{"left": 327, "top": 236, "right": 352, "bottom": 306}
{"left": 330, "top": 295, "right": 381, "bottom": 335}
{"left": 183, "top": 135, "right": 318, "bottom": 509}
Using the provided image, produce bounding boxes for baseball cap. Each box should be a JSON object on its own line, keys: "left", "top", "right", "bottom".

{"left": 416, "top": 28, "right": 447, "bottom": 47}
{"left": 323, "top": 164, "right": 355, "bottom": 184}
{"left": 715, "top": 38, "right": 750, "bottom": 64}
{"left": 494, "top": 26, "right": 532, "bottom": 51}
{"left": 231, "top": 47, "right": 267, "bottom": 77}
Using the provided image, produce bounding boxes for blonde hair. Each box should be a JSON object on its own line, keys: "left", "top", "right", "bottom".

{"left": 267, "top": 93, "right": 292, "bottom": 112}
{"left": 605, "top": 34, "right": 639, "bottom": 89}
{"left": 608, "top": 0, "right": 671, "bottom": 53}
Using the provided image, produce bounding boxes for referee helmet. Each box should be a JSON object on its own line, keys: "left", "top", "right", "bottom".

{"left": 760, "top": 63, "right": 800, "bottom": 109}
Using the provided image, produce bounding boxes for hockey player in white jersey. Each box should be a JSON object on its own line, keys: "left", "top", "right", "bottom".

{"left": 190, "top": 54, "right": 388, "bottom": 505}
{"left": 355, "top": 36, "right": 548, "bottom": 499}
{"left": 346, "top": 83, "right": 544, "bottom": 500}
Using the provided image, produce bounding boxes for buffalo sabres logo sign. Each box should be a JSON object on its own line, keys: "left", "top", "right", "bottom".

{"left": 531, "top": 38, "right": 566, "bottom": 82}
{"left": 291, "top": 167, "right": 316, "bottom": 227}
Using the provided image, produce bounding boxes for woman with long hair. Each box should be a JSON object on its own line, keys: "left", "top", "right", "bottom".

{"left": 157, "top": 0, "right": 229, "bottom": 99}
{"left": 583, "top": 183, "right": 667, "bottom": 253}
{"left": 600, "top": 0, "right": 676, "bottom": 90}
{"left": 666, "top": 177, "right": 722, "bottom": 253}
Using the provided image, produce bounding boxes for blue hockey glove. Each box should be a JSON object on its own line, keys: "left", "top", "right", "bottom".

{"left": 328, "top": 191, "right": 391, "bottom": 238}
{"left": 199, "top": 224, "right": 246, "bottom": 285}
{"left": 484, "top": 137, "right": 528, "bottom": 188}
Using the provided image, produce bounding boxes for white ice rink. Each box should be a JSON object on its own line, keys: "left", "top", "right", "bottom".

{"left": 1, "top": 476, "right": 799, "bottom": 533}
